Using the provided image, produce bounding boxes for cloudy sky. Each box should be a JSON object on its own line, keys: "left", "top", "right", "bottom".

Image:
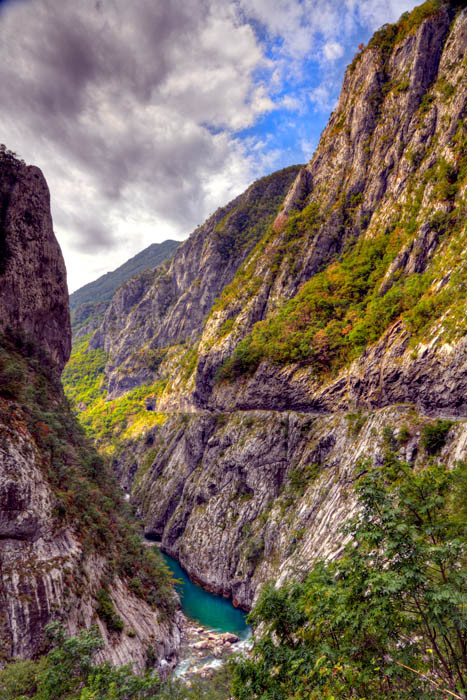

{"left": 0, "top": 0, "right": 420, "bottom": 293}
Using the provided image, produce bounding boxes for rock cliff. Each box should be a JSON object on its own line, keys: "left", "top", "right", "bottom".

{"left": 0, "top": 149, "right": 181, "bottom": 671}
{"left": 114, "top": 407, "right": 466, "bottom": 609}
{"left": 70, "top": 239, "right": 180, "bottom": 340}
{"left": 0, "top": 152, "right": 70, "bottom": 374}
{"left": 64, "top": 1, "right": 467, "bottom": 611}
{"left": 90, "top": 165, "right": 301, "bottom": 397}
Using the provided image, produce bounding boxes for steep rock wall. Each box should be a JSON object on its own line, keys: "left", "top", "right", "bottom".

{"left": 0, "top": 151, "right": 181, "bottom": 672}
{"left": 0, "top": 401, "right": 181, "bottom": 670}
{"left": 0, "top": 155, "right": 70, "bottom": 373}
{"left": 195, "top": 3, "right": 467, "bottom": 411}
{"left": 90, "top": 166, "right": 301, "bottom": 398}
{"left": 115, "top": 406, "right": 467, "bottom": 609}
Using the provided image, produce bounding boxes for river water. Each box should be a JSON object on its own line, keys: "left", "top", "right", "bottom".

{"left": 160, "top": 551, "right": 250, "bottom": 640}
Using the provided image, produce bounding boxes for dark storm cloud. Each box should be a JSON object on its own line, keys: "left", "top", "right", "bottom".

{"left": 0, "top": 0, "right": 268, "bottom": 272}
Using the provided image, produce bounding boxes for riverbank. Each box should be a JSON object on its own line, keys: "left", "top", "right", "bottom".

{"left": 176, "top": 615, "right": 251, "bottom": 682}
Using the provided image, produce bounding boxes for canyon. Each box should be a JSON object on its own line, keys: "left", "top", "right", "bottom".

{"left": 66, "top": 0, "right": 467, "bottom": 611}
{"left": 0, "top": 0, "right": 465, "bottom": 689}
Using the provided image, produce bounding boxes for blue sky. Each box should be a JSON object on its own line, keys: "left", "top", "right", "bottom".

{"left": 0, "top": 0, "right": 420, "bottom": 291}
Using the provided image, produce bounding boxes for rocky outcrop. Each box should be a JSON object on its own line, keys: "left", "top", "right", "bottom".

{"left": 0, "top": 153, "right": 70, "bottom": 373}
{"left": 194, "top": 327, "right": 467, "bottom": 417}
{"left": 70, "top": 240, "right": 180, "bottom": 341}
{"left": 0, "top": 403, "right": 181, "bottom": 671}
{"left": 0, "top": 151, "right": 181, "bottom": 671}
{"left": 195, "top": 2, "right": 467, "bottom": 408}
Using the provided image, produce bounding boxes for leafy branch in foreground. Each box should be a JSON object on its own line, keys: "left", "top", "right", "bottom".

{"left": 0, "top": 623, "right": 232, "bottom": 700}
{"left": 233, "top": 457, "right": 466, "bottom": 699}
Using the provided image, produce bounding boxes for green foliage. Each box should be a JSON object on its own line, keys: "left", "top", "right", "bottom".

{"left": 245, "top": 537, "right": 265, "bottom": 565}
{"left": 418, "top": 92, "right": 436, "bottom": 120}
{"left": 421, "top": 419, "right": 453, "bottom": 454}
{"left": 214, "top": 166, "right": 302, "bottom": 262}
{"left": 233, "top": 458, "right": 467, "bottom": 699}
{"left": 0, "top": 657, "right": 45, "bottom": 699}
{"left": 96, "top": 589, "right": 124, "bottom": 633}
{"left": 437, "top": 76, "right": 455, "bottom": 100}
{"left": 0, "top": 345, "right": 26, "bottom": 400}
{"left": 62, "top": 334, "right": 169, "bottom": 449}
{"left": 218, "top": 318, "right": 235, "bottom": 337}
{"left": 179, "top": 343, "right": 199, "bottom": 381}
{"left": 77, "top": 381, "right": 167, "bottom": 448}
{"left": 368, "top": 1, "right": 442, "bottom": 54}
{"left": 217, "top": 227, "right": 425, "bottom": 381}
{"left": 0, "top": 143, "right": 25, "bottom": 167}
{"left": 0, "top": 624, "right": 232, "bottom": 700}
{"left": 346, "top": 412, "right": 368, "bottom": 436}
{"left": 62, "top": 334, "right": 107, "bottom": 407}
{"left": 398, "top": 424, "right": 412, "bottom": 445}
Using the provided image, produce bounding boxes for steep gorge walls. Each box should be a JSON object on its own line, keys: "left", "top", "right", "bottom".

{"left": 78, "top": 2, "right": 467, "bottom": 420}
{"left": 89, "top": 165, "right": 301, "bottom": 399}
{"left": 63, "top": 1, "right": 467, "bottom": 612}
{"left": 115, "top": 408, "right": 467, "bottom": 610}
{"left": 0, "top": 151, "right": 181, "bottom": 672}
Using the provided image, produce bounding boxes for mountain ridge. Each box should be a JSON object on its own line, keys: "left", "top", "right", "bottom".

{"left": 70, "top": 239, "right": 179, "bottom": 338}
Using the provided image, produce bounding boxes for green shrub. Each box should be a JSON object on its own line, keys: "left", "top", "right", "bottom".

{"left": 397, "top": 424, "right": 412, "bottom": 445}
{"left": 62, "top": 333, "right": 107, "bottom": 407}
{"left": 233, "top": 458, "right": 467, "bottom": 699}
{"left": 0, "top": 623, "right": 232, "bottom": 699}
{"left": 0, "top": 658, "right": 45, "bottom": 699}
{"left": 96, "top": 589, "right": 124, "bottom": 633}
{"left": 421, "top": 419, "right": 453, "bottom": 454}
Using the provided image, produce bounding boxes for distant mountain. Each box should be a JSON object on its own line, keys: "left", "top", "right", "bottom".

{"left": 70, "top": 239, "right": 179, "bottom": 336}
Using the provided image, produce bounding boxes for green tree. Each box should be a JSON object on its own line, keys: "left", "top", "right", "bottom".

{"left": 233, "top": 458, "right": 466, "bottom": 699}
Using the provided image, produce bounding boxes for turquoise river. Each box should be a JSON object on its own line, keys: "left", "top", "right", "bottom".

{"left": 160, "top": 551, "right": 250, "bottom": 640}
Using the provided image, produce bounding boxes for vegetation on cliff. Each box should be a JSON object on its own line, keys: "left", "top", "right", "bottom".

{"left": 217, "top": 106, "right": 467, "bottom": 382}
{"left": 0, "top": 623, "right": 231, "bottom": 699}
{"left": 63, "top": 333, "right": 167, "bottom": 450}
{"left": 233, "top": 457, "right": 467, "bottom": 700}
{"left": 0, "top": 331, "right": 176, "bottom": 616}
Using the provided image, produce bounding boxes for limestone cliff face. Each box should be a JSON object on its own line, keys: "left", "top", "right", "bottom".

{"left": 66, "top": 2, "right": 467, "bottom": 615}
{"left": 0, "top": 151, "right": 181, "bottom": 672}
{"left": 0, "top": 399, "right": 181, "bottom": 670}
{"left": 0, "top": 154, "right": 70, "bottom": 373}
{"left": 115, "top": 407, "right": 467, "bottom": 609}
{"left": 195, "top": 2, "right": 467, "bottom": 412}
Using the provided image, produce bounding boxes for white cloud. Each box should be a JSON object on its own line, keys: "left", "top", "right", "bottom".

{"left": 323, "top": 41, "right": 344, "bottom": 61}
{"left": 309, "top": 84, "right": 336, "bottom": 112}
{"left": 355, "top": 0, "right": 421, "bottom": 30}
